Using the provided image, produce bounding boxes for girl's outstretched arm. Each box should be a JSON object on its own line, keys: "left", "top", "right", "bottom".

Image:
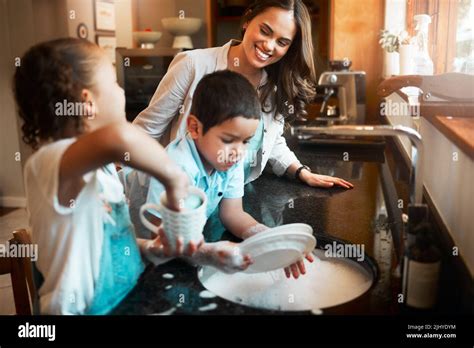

{"left": 58, "top": 121, "right": 188, "bottom": 210}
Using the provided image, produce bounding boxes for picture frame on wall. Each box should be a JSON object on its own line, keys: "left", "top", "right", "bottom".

{"left": 94, "top": 0, "right": 116, "bottom": 32}
{"left": 96, "top": 35, "right": 117, "bottom": 64}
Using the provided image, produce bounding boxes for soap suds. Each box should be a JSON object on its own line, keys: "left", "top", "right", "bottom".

{"left": 162, "top": 273, "right": 174, "bottom": 279}
{"left": 149, "top": 307, "right": 176, "bottom": 315}
{"left": 199, "top": 249, "right": 373, "bottom": 311}
{"left": 199, "top": 290, "right": 217, "bottom": 299}
{"left": 198, "top": 303, "right": 218, "bottom": 312}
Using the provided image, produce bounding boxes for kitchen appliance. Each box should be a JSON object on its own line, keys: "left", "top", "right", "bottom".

{"left": 313, "top": 67, "right": 367, "bottom": 125}
{"left": 298, "top": 60, "right": 370, "bottom": 144}
{"left": 329, "top": 59, "right": 352, "bottom": 71}
{"left": 116, "top": 47, "right": 181, "bottom": 121}
{"left": 304, "top": 59, "right": 366, "bottom": 125}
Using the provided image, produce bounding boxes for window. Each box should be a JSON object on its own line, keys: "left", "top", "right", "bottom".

{"left": 453, "top": 0, "right": 474, "bottom": 73}
{"left": 407, "top": 0, "right": 474, "bottom": 74}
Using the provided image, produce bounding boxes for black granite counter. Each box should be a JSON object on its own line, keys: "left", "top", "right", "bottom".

{"left": 112, "top": 139, "right": 404, "bottom": 315}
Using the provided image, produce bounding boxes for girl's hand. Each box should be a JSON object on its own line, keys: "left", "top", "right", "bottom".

{"left": 164, "top": 170, "right": 190, "bottom": 211}
{"left": 146, "top": 228, "right": 202, "bottom": 262}
{"left": 300, "top": 171, "right": 354, "bottom": 189}
{"left": 193, "top": 241, "right": 253, "bottom": 273}
{"left": 284, "top": 252, "right": 315, "bottom": 279}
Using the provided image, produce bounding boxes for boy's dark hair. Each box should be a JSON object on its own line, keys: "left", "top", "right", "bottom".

{"left": 190, "top": 70, "right": 261, "bottom": 133}
{"left": 13, "top": 38, "right": 104, "bottom": 149}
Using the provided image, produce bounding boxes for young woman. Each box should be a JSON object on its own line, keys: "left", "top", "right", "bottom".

{"left": 133, "top": 0, "right": 353, "bottom": 189}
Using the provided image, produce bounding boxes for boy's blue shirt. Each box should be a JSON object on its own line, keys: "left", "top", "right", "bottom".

{"left": 147, "top": 133, "right": 244, "bottom": 218}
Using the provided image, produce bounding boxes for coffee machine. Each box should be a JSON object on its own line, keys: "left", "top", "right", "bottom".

{"left": 306, "top": 60, "right": 366, "bottom": 125}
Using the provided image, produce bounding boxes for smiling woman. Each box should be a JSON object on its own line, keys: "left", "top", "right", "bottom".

{"left": 235, "top": 0, "right": 317, "bottom": 122}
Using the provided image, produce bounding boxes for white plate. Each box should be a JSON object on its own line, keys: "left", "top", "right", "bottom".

{"left": 241, "top": 224, "right": 316, "bottom": 274}
{"left": 245, "top": 223, "right": 313, "bottom": 243}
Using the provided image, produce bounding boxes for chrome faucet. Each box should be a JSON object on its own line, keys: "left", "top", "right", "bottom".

{"left": 290, "top": 125, "right": 424, "bottom": 205}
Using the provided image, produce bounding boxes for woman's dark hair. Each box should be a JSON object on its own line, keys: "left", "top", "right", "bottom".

{"left": 191, "top": 70, "right": 260, "bottom": 133}
{"left": 13, "top": 38, "right": 104, "bottom": 149}
{"left": 240, "top": 0, "right": 317, "bottom": 122}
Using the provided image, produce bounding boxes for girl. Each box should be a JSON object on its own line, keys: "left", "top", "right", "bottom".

{"left": 133, "top": 0, "right": 353, "bottom": 189}
{"left": 13, "top": 38, "right": 198, "bottom": 315}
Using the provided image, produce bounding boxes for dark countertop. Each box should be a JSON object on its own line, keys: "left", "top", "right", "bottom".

{"left": 112, "top": 138, "right": 404, "bottom": 315}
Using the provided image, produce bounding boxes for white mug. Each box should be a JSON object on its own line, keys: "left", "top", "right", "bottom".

{"left": 139, "top": 186, "right": 207, "bottom": 250}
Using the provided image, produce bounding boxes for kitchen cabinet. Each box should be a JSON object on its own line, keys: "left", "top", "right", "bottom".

{"left": 116, "top": 47, "right": 181, "bottom": 121}
{"left": 329, "top": 0, "right": 384, "bottom": 123}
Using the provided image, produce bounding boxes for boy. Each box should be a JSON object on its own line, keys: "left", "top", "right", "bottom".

{"left": 144, "top": 70, "right": 268, "bottom": 272}
{"left": 131, "top": 70, "right": 312, "bottom": 276}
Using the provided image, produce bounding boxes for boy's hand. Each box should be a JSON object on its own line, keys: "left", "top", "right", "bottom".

{"left": 193, "top": 241, "right": 253, "bottom": 273}
{"left": 284, "top": 252, "right": 315, "bottom": 279}
{"left": 241, "top": 223, "right": 269, "bottom": 239}
{"left": 233, "top": 222, "right": 316, "bottom": 279}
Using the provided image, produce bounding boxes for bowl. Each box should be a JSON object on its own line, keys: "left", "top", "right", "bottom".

{"left": 161, "top": 17, "right": 202, "bottom": 36}
{"left": 133, "top": 31, "right": 162, "bottom": 45}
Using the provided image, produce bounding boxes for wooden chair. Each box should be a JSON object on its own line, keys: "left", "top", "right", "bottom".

{"left": 0, "top": 229, "right": 38, "bottom": 315}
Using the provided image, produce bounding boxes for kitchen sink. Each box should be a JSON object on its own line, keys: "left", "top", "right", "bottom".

{"left": 198, "top": 235, "right": 377, "bottom": 311}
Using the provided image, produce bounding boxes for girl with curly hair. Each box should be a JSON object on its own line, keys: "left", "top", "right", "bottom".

{"left": 13, "top": 38, "right": 196, "bottom": 314}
